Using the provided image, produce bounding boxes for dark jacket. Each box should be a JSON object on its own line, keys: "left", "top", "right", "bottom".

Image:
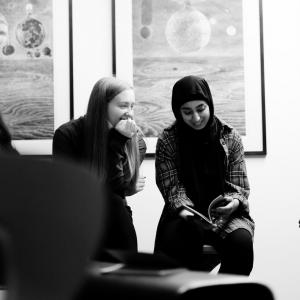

{"left": 52, "top": 116, "right": 147, "bottom": 199}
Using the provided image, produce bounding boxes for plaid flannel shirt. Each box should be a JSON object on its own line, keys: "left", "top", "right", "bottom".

{"left": 155, "top": 118, "right": 251, "bottom": 215}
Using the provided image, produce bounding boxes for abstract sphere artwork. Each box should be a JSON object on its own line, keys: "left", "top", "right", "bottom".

{"left": 165, "top": 2, "right": 211, "bottom": 53}
{"left": 16, "top": 17, "right": 45, "bottom": 49}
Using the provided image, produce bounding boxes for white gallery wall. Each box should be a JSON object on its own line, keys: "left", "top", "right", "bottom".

{"left": 71, "top": 1, "right": 300, "bottom": 299}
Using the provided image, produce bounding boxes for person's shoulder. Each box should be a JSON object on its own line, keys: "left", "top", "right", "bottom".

{"left": 53, "top": 117, "right": 85, "bottom": 157}
{"left": 216, "top": 116, "right": 243, "bottom": 152}
{"left": 158, "top": 122, "right": 177, "bottom": 141}
{"left": 156, "top": 123, "right": 178, "bottom": 156}
{"left": 216, "top": 116, "right": 240, "bottom": 138}
{"left": 55, "top": 116, "right": 85, "bottom": 135}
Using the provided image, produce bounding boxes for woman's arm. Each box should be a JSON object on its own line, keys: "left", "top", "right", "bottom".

{"left": 52, "top": 127, "right": 79, "bottom": 162}
{"left": 107, "top": 128, "right": 131, "bottom": 196}
{"left": 155, "top": 131, "right": 193, "bottom": 210}
{"left": 224, "top": 129, "right": 250, "bottom": 214}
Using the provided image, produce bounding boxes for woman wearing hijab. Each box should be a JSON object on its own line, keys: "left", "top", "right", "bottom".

{"left": 154, "top": 75, "right": 254, "bottom": 275}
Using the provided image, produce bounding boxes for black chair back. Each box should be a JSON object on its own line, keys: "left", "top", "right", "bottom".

{"left": 0, "top": 155, "right": 106, "bottom": 300}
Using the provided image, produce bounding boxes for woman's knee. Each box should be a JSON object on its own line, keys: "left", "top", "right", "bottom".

{"left": 219, "top": 228, "right": 254, "bottom": 275}
{"left": 154, "top": 217, "right": 205, "bottom": 268}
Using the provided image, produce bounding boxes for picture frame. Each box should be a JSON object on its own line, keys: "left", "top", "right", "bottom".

{"left": 112, "top": 0, "right": 266, "bottom": 156}
{"left": 0, "top": 0, "right": 73, "bottom": 155}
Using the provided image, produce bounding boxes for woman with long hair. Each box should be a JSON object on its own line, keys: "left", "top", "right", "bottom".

{"left": 154, "top": 75, "right": 254, "bottom": 275}
{"left": 53, "top": 77, "right": 146, "bottom": 255}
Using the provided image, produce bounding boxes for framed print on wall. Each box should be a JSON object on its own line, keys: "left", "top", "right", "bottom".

{"left": 112, "top": 0, "right": 266, "bottom": 156}
{"left": 0, "top": 0, "right": 73, "bottom": 155}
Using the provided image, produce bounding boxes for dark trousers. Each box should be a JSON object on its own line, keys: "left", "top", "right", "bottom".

{"left": 154, "top": 216, "right": 253, "bottom": 275}
{"left": 93, "top": 193, "right": 138, "bottom": 260}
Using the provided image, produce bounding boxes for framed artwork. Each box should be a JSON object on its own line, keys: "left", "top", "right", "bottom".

{"left": 112, "top": 0, "right": 266, "bottom": 156}
{"left": 0, "top": 0, "right": 73, "bottom": 155}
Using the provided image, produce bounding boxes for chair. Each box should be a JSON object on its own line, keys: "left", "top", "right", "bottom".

{"left": 0, "top": 155, "right": 106, "bottom": 300}
{"left": 74, "top": 221, "right": 272, "bottom": 300}
{"left": 75, "top": 252, "right": 275, "bottom": 300}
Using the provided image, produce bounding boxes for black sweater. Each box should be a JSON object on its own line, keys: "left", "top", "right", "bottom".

{"left": 52, "top": 117, "right": 147, "bottom": 199}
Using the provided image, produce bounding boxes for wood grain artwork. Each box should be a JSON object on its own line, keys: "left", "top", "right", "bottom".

{"left": 0, "top": 0, "right": 53, "bottom": 140}
{"left": 132, "top": 0, "right": 245, "bottom": 137}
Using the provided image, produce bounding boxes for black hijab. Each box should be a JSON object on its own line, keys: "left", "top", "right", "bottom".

{"left": 172, "top": 76, "right": 225, "bottom": 215}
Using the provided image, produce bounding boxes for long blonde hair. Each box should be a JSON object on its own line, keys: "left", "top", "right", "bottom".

{"left": 85, "top": 77, "right": 140, "bottom": 188}
{"left": 125, "top": 133, "right": 140, "bottom": 189}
